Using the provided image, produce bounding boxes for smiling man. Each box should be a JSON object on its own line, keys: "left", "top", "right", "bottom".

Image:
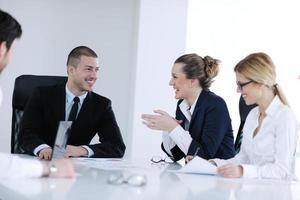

{"left": 19, "top": 46, "right": 126, "bottom": 159}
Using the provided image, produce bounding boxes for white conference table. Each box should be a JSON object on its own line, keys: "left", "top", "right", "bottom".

{"left": 0, "top": 156, "right": 300, "bottom": 200}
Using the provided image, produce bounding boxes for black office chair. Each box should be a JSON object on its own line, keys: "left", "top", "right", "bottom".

{"left": 11, "top": 75, "right": 67, "bottom": 153}
{"left": 234, "top": 96, "right": 257, "bottom": 154}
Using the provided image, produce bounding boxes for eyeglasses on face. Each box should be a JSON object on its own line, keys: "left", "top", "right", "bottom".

{"left": 236, "top": 80, "right": 253, "bottom": 91}
{"left": 150, "top": 156, "right": 174, "bottom": 164}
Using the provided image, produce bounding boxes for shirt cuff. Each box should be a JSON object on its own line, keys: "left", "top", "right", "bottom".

{"left": 241, "top": 164, "right": 259, "bottom": 178}
{"left": 168, "top": 125, "right": 192, "bottom": 155}
{"left": 34, "top": 144, "right": 50, "bottom": 156}
{"left": 81, "top": 145, "right": 94, "bottom": 157}
{"left": 162, "top": 131, "right": 176, "bottom": 156}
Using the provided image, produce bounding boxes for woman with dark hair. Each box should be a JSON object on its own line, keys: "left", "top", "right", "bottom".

{"left": 142, "top": 53, "right": 235, "bottom": 161}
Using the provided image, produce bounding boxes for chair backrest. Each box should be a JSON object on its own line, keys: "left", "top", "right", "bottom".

{"left": 11, "top": 75, "right": 67, "bottom": 153}
{"left": 234, "top": 96, "right": 257, "bottom": 154}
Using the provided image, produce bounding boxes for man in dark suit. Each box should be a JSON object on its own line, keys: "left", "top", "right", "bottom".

{"left": 19, "top": 46, "right": 126, "bottom": 159}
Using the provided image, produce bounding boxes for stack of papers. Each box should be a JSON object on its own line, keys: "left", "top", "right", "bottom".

{"left": 172, "top": 156, "right": 217, "bottom": 175}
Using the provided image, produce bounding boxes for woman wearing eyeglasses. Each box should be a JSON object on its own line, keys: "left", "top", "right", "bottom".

{"left": 212, "top": 52, "right": 299, "bottom": 180}
{"left": 141, "top": 53, "right": 235, "bottom": 161}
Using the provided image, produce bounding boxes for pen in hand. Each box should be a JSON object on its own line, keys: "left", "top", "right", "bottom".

{"left": 193, "top": 147, "right": 200, "bottom": 158}
{"left": 185, "top": 147, "right": 200, "bottom": 164}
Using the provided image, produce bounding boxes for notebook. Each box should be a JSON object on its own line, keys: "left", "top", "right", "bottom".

{"left": 51, "top": 121, "right": 72, "bottom": 160}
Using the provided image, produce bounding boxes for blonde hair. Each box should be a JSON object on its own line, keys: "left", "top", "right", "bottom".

{"left": 234, "top": 52, "right": 288, "bottom": 105}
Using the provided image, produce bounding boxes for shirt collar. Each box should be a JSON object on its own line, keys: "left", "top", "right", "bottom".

{"left": 65, "top": 85, "right": 88, "bottom": 104}
{"left": 179, "top": 92, "right": 201, "bottom": 115}
{"left": 190, "top": 92, "right": 200, "bottom": 114}
{"left": 265, "top": 95, "right": 283, "bottom": 118}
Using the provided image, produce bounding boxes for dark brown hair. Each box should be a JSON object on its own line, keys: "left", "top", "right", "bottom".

{"left": 175, "top": 53, "right": 220, "bottom": 89}
{"left": 67, "top": 46, "right": 98, "bottom": 67}
{"left": 0, "top": 9, "right": 22, "bottom": 50}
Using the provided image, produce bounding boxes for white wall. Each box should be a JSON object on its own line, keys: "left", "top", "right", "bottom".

{"left": 0, "top": 0, "right": 189, "bottom": 159}
{"left": 3, "top": 0, "right": 298, "bottom": 160}
{"left": 186, "top": 0, "right": 300, "bottom": 137}
{"left": 130, "top": 0, "right": 188, "bottom": 160}
{"left": 0, "top": 0, "right": 138, "bottom": 154}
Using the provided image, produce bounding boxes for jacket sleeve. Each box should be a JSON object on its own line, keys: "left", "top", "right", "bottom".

{"left": 19, "top": 88, "right": 48, "bottom": 155}
{"left": 88, "top": 100, "right": 126, "bottom": 158}
{"left": 187, "top": 98, "right": 233, "bottom": 159}
{"left": 161, "top": 101, "right": 186, "bottom": 161}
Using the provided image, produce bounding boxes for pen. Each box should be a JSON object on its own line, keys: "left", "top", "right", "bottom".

{"left": 193, "top": 147, "right": 200, "bottom": 158}
{"left": 185, "top": 147, "right": 200, "bottom": 164}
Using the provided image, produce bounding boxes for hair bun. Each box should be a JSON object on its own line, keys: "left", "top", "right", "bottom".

{"left": 203, "top": 56, "right": 220, "bottom": 79}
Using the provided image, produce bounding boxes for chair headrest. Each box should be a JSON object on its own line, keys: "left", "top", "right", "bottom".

{"left": 12, "top": 75, "right": 67, "bottom": 110}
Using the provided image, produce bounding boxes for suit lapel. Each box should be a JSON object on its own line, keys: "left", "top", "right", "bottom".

{"left": 176, "top": 100, "right": 187, "bottom": 130}
{"left": 74, "top": 92, "right": 91, "bottom": 126}
{"left": 189, "top": 90, "right": 209, "bottom": 130}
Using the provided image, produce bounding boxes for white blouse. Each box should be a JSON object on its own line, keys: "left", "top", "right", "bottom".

{"left": 0, "top": 86, "right": 43, "bottom": 179}
{"left": 162, "top": 94, "right": 200, "bottom": 156}
{"left": 214, "top": 96, "right": 299, "bottom": 180}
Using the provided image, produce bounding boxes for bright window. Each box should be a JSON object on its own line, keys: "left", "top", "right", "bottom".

{"left": 186, "top": 0, "right": 300, "bottom": 145}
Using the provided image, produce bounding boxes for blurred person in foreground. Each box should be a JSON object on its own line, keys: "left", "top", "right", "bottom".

{"left": 0, "top": 9, "right": 74, "bottom": 178}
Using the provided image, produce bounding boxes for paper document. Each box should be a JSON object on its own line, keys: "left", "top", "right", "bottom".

{"left": 175, "top": 156, "right": 217, "bottom": 175}
{"left": 75, "top": 158, "right": 148, "bottom": 171}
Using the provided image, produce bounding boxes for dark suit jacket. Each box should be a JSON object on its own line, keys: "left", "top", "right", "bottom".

{"left": 162, "top": 89, "right": 235, "bottom": 160}
{"left": 19, "top": 84, "right": 126, "bottom": 158}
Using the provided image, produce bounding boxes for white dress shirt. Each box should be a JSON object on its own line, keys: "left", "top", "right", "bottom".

{"left": 0, "top": 153, "right": 43, "bottom": 178}
{"left": 214, "top": 96, "right": 299, "bottom": 180}
{"left": 0, "top": 86, "right": 3, "bottom": 106}
{"left": 162, "top": 93, "right": 200, "bottom": 156}
{"left": 0, "top": 86, "right": 43, "bottom": 179}
{"left": 34, "top": 85, "right": 94, "bottom": 157}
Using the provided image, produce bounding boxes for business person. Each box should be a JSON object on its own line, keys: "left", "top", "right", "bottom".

{"left": 213, "top": 52, "right": 299, "bottom": 180}
{"left": 142, "top": 53, "right": 235, "bottom": 161}
{"left": 19, "top": 46, "right": 126, "bottom": 159}
{"left": 0, "top": 9, "right": 74, "bottom": 178}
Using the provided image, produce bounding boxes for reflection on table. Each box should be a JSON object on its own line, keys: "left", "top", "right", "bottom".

{"left": 0, "top": 157, "right": 299, "bottom": 200}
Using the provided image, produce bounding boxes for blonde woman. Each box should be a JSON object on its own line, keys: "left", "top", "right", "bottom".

{"left": 213, "top": 52, "right": 299, "bottom": 180}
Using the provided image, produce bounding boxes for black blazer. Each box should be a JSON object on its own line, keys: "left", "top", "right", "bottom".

{"left": 19, "top": 84, "right": 126, "bottom": 158}
{"left": 162, "top": 89, "right": 235, "bottom": 160}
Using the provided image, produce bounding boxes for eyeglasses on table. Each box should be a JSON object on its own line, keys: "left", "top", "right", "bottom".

{"left": 107, "top": 172, "right": 147, "bottom": 187}
{"left": 150, "top": 156, "right": 175, "bottom": 164}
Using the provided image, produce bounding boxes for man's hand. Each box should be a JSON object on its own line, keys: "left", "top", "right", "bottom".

{"left": 38, "top": 147, "right": 52, "bottom": 160}
{"left": 64, "top": 145, "right": 88, "bottom": 158}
